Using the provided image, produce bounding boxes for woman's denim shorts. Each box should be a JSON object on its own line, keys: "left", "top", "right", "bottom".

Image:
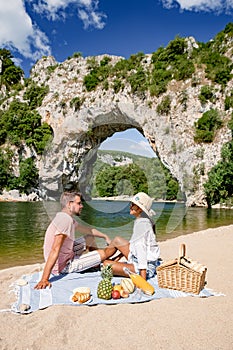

{"left": 131, "top": 256, "right": 161, "bottom": 279}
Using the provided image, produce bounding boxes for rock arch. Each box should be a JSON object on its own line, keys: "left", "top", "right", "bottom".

{"left": 35, "top": 56, "right": 231, "bottom": 206}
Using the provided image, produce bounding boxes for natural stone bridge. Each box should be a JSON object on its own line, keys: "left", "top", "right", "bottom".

{"left": 33, "top": 55, "right": 231, "bottom": 206}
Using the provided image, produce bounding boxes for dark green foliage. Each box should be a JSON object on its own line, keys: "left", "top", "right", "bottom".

{"left": 127, "top": 66, "right": 147, "bottom": 94}
{"left": 210, "top": 22, "right": 233, "bottom": 54}
{"left": 173, "top": 59, "right": 195, "bottom": 81}
{"left": 197, "top": 43, "right": 233, "bottom": 86}
{"left": 112, "top": 79, "right": 124, "bottom": 93}
{"left": 204, "top": 140, "right": 233, "bottom": 206}
{"left": 92, "top": 150, "right": 179, "bottom": 200}
{"left": 100, "top": 56, "right": 112, "bottom": 66}
{"left": 70, "top": 96, "right": 85, "bottom": 111}
{"left": 156, "top": 95, "right": 171, "bottom": 115}
{"left": 0, "top": 49, "right": 24, "bottom": 89}
{"left": 112, "top": 58, "right": 131, "bottom": 78}
{"left": 84, "top": 57, "right": 112, "bottom": 91}
{"left": 47, "top": 65, "right": 58, "bottom": 74}
{"left": 81, "top": 25, "right": 233, "bottom": 95}
{"left": 15, "top": 158, "right": 39, "bottom": 193}
{"left": 0, "top": 99, "right": 53, "bottom": 154}
{"left": 30, "top": 123, "right": 53, "bottom": 155}
{"left": 95, "top": 163, "right": 148, "bottom": 197}
{"left": 228, "top": 113, "right": 233, "bottom": 136}
{"left": 224, "top": 90, "right": 233, "bottom": 110}
{"left": 197, "top": 108, "right": 233, "bottom": 204}
{"left": 160, "top": 163, "right": 179, "bottom": 200}
{"left": 23, "top": 82, "right": 49, "bottom": 108}
{"left": 150, "top": 36, "right": 194, "bottom": 96}
{"left": 84, "top": 70, "right": 101, "bottom": 91}
{"left": 0, "top": 148, "right": 14, "bottom": 190}
{"left": 0, "top": 150, "right": 38, "bottom": 192}
{"left": 198, "top": 85, "right": 214, "bottom": 104}
{"left": 194, "top": 109, "right": 223, "bottom": 143}
{"left": 72, "top": 52, "right": 83, "bottom": 58}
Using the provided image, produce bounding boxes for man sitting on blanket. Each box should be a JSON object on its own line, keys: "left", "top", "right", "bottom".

{"left": 34, "top": 191, "right": 111, "bottom": 289}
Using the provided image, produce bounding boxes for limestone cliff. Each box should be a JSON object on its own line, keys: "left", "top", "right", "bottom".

{"left": 2, "top": 31, "right": 233, "bottom": 206}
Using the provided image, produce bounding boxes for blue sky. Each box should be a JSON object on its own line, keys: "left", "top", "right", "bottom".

{"left": 0, "top": 0, "right": 233, "bottom": 156}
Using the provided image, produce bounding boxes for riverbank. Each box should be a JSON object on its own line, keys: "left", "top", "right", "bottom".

{"left": 0, "top": 189, "right": 41, "bottom": 202}
{"left": 0, "top": 224, "right": 232, "bottom": 349}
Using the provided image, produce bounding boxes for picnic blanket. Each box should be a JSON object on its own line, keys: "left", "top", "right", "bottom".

{"left": 10, "top": 270, "right": 221, "bottom": 314}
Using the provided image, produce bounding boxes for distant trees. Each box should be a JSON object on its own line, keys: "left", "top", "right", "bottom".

{"left": 92, "top": 151, "right": 179, "bottom": 200}
{"left": 95, "top": 163, "right": 148, "bottom": 197}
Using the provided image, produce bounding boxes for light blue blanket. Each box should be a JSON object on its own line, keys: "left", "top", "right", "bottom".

{"left": 12, "top": 270, "right": 218, "bottom": 314}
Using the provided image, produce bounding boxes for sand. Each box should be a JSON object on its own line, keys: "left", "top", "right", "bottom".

{"left": 0, "top": 224, "right": 233, "bottom": 350}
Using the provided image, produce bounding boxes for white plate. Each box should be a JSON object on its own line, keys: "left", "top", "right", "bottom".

{"left": 69, "top": 295, "right": 93, "bottom": 305}
{"left": 72, "top": 287, "right": 91, "bottom": 294}
{"left": 15, "top": 279, "right": 28, "bottom": 287}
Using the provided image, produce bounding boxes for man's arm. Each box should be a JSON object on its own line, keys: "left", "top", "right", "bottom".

{"left": 34, "top": 234, "right": 66, "bottom": 289}
{"left": 76, "top": 224, "right": 111, "bottom": 245}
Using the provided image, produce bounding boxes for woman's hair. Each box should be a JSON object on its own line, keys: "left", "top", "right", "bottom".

{"left": 141, "top": 211, "right": 156, "bottom": 234}
{"left": 60, "top": 191, "right": 82, "bottom": 209}
{"left": 152, "top": 221, "right": 156, "bottom": 234}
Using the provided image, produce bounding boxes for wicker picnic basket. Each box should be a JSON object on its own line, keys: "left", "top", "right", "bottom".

{"left": 157, "top": 244, "right": 207, "bottom": 295}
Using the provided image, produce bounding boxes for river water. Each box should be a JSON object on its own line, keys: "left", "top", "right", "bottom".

{"left": 0, "top": 200, "right": 232, "bottom": 270}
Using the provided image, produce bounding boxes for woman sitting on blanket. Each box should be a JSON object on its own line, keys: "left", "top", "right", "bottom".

{"left": 103, "top": 192, "right": 161, "bottom": 280}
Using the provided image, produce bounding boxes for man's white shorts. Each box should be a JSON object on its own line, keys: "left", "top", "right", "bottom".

{"left": 61, "top": 250, "right": 101, "bottom": 274}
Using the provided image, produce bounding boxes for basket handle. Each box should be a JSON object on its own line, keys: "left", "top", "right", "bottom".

{"left": 178, "top": 244, "right": 186, "bottom": 263}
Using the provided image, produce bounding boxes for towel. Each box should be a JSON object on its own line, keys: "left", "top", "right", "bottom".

{"left": 11, "top": 270, "right": 220, "bottom": 314}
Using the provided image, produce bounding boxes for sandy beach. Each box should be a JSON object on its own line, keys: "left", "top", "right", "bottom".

{"left": 0, "top": 224, "right": 233, "bottom": 350}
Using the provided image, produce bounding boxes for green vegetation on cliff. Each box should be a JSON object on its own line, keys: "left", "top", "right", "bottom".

{"left": 204, "top": 114, "right": 233, "bottom": 206}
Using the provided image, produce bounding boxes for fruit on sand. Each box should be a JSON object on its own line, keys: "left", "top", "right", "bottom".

{"left": 111, "top": 290, "right": 121, "bottom": 299}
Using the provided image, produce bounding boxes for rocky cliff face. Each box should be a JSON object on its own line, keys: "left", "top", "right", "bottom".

{"left": 18, "top": 39, "right": 233, "bottom": 205}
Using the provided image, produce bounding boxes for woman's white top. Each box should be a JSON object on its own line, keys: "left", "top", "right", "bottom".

{"left": 128, "top": 216, "right": 160, "bottom": 270}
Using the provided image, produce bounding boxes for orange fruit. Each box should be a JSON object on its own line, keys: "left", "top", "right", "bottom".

{"left": 113, "top": 284, "right": 122, "bottom": 292}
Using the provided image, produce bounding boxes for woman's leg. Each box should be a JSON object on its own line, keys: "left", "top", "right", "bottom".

{"left": 103, "top": 260, "right": 136, "bottom": 277}
{"left": 104, "top": 236, "right": 130, "bottom": 259}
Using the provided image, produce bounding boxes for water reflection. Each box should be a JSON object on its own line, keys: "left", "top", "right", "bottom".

{"left": 0, "top": 200, "right": 232, "bottom": 269}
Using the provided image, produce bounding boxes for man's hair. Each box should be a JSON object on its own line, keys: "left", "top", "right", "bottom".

{"left": 60, "top": 191, "right": 82, "bottom": 209}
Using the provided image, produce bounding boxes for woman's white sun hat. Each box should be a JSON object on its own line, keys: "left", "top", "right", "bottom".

{"left": 131, "top": 192, "right": 155, "bottom": 217}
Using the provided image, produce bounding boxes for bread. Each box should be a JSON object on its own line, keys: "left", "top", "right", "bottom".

{"left": 71, "top": 291, "right": 90, "bottom": 303}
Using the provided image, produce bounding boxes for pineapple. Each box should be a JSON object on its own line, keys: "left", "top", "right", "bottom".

{"left": 97, "top": 278, "right": 113, "bottom": 300}
{"left": 101, "top": 264, "right": 113, "bottom": 280}
{"left": 97, "top": 264, "right": 113, "bottom": 300}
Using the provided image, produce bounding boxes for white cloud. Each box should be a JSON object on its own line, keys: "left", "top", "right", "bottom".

{"left": 32, "top": 0, "right": 106, "bottom": 28}
{"left": 0, "top": 0, "right": 105, "bottom": 63}
{"left": 100, "top": 138, "right": 155, "bottom": 158}
{"left": 129, "top": 141, "right": 155, "bottom": 157}
{"left": 161, "top": 0, "right": 233, "bottom": 13}
{"left": 78, "top": 8, "right": 106, "bottom": 29}
{"left": 0, "top": 0, "right": 51, "bottom": 60}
